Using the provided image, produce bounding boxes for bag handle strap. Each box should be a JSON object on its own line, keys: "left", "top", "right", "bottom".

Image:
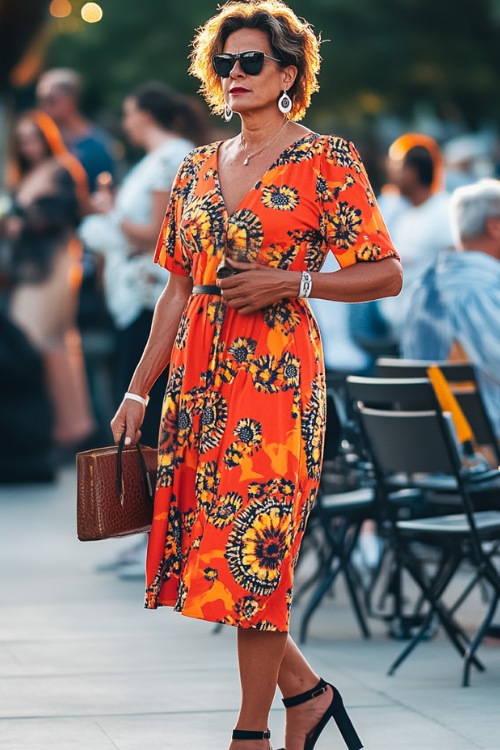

{"left": 117, "top": 432, "right": 154, "bottom": 506}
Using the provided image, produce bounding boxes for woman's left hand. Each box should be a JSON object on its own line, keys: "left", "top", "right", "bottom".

{"left": 217, "top": 259, "right": 300, "bottom": 315}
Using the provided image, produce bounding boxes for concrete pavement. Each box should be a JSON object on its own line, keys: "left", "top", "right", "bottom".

{"left": 0, "top": 467, "right": 499, "bottom": 749}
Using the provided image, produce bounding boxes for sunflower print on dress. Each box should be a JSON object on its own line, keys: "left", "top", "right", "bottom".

{"left": 264, "top": 301, "right": 301, "bottom": 336}
{"left": 145, "top": 500, "right": 183, "bottom": 604}
{"left": 279, "top": 352, "right": 301, "bottom": 390}
{"left": 218, "top": 336, "right": 257, "bottom": 384}
{"left": 210, "top": 492, "right": 243, "bottom": 529}
{"left": 146, "top": 134, "right": 399, "bottom": 629}
{"left": 324, "top": 137, "right": 362, "bottom": 172}
{"left": 195, "top": 460, "right": 221, "bottom": 513}
{"left": 261, "top": 184, "right": 299, "bottom": 211}
{"left": 325, "top": 201, "right": 363, "bottom": 251}
{"left": 249, "top": 353, "right": 282, "bottom": 394}
{"left": 174, "top": 314, "right": 189, "bottom": 350}
{"left": 287, "top": 228, "right": 325, "bottom": 272}
{"left": 223, "top": 418, "right": 263, "bottom": 469}
{"left": 199, "top": 391, "right": 228, "bottom": 454}
{"left": 157, "top": 366, "right": 186, "bottom": 488}
{"left": 302, "top": 375, "right": 326, "bottom": 481}
{"left": 226, "top": 494, "right": 294, "bottom": 596}
{"left": 227, "top": 209, "right": 263, "bottom": 262}
{"left": 356, "top": 242, "right": 383, "bottom": 262}
{"left": 234, "top": 595, "right": 263, "bottom": 624}
{"left": 263, "top": 241, "right": 300, "bottom": 269}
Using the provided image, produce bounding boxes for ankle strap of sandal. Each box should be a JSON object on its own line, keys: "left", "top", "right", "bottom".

{"left": 232, "top": 729, "right": 271, "bottom": 740}
{"left": 281, "top": 678, "right": 328, "bottom": 708}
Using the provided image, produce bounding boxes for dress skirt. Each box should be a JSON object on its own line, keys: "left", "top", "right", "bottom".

{"left": 144, "top": 134, "right": 398, "bottom": 630}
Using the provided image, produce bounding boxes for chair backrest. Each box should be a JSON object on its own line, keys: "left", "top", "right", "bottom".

{"left": 356, "top": 406, "right": 460, "bottom": 477}
{"left": 353, "top": 402, "right": 485, "bottom": 547}
{"left": 375, "top": 358, "right": 500, "bottom": 463}
{"left": 346, "top": 375, "right": 439, "bottom": 411}
{"left": 375, "top": 358, "right": 475, "bottom": 383}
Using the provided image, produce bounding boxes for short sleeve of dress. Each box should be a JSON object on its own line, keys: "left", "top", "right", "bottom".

{"left": 317, "top": 137, "right": 399, "bottom": 268}
{"left": 154, "top": 156, "right": 193, "bottom": 277}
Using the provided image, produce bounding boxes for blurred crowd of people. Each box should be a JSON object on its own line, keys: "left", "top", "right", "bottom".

{"left": 1, "top": 66, "right": 499, "bottom": 509}
{"left": 0, "top": 67, "right": 208, "bottom": 484}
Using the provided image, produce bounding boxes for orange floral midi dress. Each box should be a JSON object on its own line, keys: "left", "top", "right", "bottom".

{"left": 145, "top": 134, "right": 398, "bottom": 630}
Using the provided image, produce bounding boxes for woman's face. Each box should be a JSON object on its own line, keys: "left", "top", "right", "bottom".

{"left": 16, "top": 120, "right": 48, "bottom": 164}
{"left": 221, "top": 28, "right": 296, "bottom": 118}
{"left": 122, "top": 96, "right": 150, "bottom": 147}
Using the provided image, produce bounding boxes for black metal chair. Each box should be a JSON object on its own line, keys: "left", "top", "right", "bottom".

{"left": 345, "top": 376, "right": 452, "bottom": 629}
{"left": 375, "top": 358, "right": 500, "bottom": 466}
{"left": 297, "top": 390, "right": 376, "bottom": 643}
{"left": 353, "top": 398, "right": 500, "bottom": 685}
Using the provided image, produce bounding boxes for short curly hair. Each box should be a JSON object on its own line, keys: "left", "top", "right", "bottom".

{"left": 189, "top": 0, "right": 321, "bottom": 122}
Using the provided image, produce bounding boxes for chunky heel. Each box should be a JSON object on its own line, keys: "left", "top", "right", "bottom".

{"left": 280, "top": 678, "right": 363, "bottom": 750}
{"left": 331, "top": 689, "right": 363, "bottom": 750}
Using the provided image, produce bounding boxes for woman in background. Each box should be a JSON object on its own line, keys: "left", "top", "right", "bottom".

{"left": 3, "top": 110, "right": 95, "bottom": 450}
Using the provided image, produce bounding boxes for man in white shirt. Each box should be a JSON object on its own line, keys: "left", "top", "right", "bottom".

{"left": 378, "top": 135, "right": 455, "bottom": 340}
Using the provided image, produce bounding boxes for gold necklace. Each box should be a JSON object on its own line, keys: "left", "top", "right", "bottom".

{"left": 240, "top": 119, "right": 289, "bottom": 166}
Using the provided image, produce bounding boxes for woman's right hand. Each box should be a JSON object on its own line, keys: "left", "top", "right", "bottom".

{"left": 110, "top": 398, "right": 145, "bottom": 446}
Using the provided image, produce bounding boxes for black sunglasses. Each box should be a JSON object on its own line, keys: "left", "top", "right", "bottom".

{"left": 212, "top": 51, "right": 282, "bottom": 78}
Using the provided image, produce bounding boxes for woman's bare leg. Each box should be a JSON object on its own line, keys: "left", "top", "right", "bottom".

{"left": 229, "top": 629, "right": 288, "bottom": 750}
{"left": 277, "top": 635, "right": 333, "bottom": 750}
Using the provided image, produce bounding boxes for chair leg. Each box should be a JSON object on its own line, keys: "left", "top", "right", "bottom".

{"left": 399, "top": 549, "right": 485, "bottom": 672}
{"left": 463, "top": 591, "right": 499, "bottom": 687}
{"left": 365, "top": 544, "right": 394, "bottom": 620}
{"left": 294, "top": 528, "right": 330, "bottom": 603}
{"left": 299, "top": 553, "right": 341, "bottom": 643}
{"left": 331, "top": 519, "right": 371, "bottom": 638}
{"left": 341, "top": 524, "right": 371, "bottom": 638}
{"left": 388, "top": 608, "right": 435, "bottom": 676}
{"left": 344, "top": 559, "right": 371, "bottom": 638}
{"left": 449, "top": 569, "right": 484, "bottom": 617}
{"left": 462, "top": 559, "right": 500, "bottom": 685}
{"left": 388, "top": 551, "right": 460, "bottom": 676}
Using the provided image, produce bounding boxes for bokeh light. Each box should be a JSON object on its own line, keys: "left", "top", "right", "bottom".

{"left": 81, "top": 2, "right": 103, "bottom": 23}
{"left": 50, "top": 0, "right": 72, "bottom": 18}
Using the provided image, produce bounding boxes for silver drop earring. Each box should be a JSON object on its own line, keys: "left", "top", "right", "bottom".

{"left": 223, "top": 103, "right": 233, "bottom": 122}
{"left": 278, "top": 90, "right": 292, "bottom": 114}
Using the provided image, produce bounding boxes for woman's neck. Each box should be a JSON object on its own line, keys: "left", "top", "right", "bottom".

{"left": 239, "top": 111, "right": 289, "bottom": 150}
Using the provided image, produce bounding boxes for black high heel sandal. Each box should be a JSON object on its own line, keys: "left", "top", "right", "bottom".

{"left": 232, "top": 729, "right": 272, "bottom": 744}
{"left": 278, "top": 678, "right": 363, "bottom": 750}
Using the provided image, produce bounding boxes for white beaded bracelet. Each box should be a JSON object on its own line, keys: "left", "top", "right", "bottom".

{"left": 299, "top": 271, "right": 313, "bottom": 298}
{"left": 124, "top": 391, "right": 150, "bottom": 407}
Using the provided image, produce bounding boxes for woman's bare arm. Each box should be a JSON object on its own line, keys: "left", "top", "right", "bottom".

{"left": 111, "top": 272, "right": 193, "bottom": 444}
{"left": 218, "top": 256, "right": 403, "bottom": 316}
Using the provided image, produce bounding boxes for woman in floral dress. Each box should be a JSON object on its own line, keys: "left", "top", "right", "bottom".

{"left": 111, "top": 2, "right": 402, "bottom": 749}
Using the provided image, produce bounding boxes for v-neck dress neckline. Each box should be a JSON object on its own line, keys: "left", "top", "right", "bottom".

{"left": 213, "top": 132, "right": 318, "bottom": 219}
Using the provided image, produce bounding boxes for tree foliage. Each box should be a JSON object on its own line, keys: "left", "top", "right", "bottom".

{"left": 45, "top": 0, "right": 500, "bottom": 129}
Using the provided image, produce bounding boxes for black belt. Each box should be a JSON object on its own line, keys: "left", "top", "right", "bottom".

{"left": 192, "top": 284, "right": 221, "bottom": 296}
